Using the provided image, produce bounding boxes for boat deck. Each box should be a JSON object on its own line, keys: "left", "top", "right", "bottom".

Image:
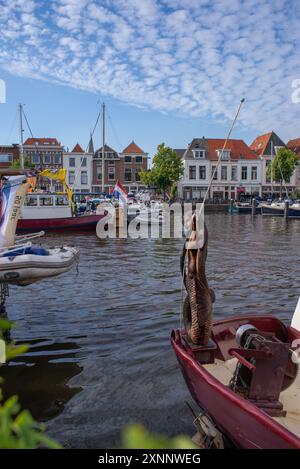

{"left": 204, "top": 358, "right": 300, "bottom": 439}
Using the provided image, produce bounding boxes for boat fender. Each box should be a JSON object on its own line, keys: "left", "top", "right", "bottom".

{"left": 291, "top": 298, "right": 300, "bottom": 332}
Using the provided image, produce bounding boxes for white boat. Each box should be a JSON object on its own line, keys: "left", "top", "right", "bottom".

{"left": 0, "top": 176, "right": 79, "bottom": 285}
{"left": 0, "top": 242, "right": 78, "bottom": 286}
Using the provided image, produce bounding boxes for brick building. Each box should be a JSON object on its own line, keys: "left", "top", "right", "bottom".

{"left": 0, "top": 144, "right": 19, "bottom": 169}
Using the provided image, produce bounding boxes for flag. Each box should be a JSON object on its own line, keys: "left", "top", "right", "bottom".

{"left": 40, "top": 168, "right": 74, "bottom": 212}
{"left": 112, "top": 181, "right": 128, "bottom": 205}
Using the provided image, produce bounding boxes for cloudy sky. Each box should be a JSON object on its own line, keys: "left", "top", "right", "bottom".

{"left": 0, "top": 0, "right": 299, "bottom": 155}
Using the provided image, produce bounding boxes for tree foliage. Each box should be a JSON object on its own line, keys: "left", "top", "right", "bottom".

{"left": 267, "top": 148, "right": 298, "bottom": 187}
{"left": 140, "top": 143, "right": 184, "bottom": 194}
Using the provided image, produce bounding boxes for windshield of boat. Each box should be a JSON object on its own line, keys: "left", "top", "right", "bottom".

{"left": 55, "top": 195, "right": 69, "bottom": 206}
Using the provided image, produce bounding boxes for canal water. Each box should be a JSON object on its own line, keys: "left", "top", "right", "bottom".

{"left": 1, "top": 213, "right": 300, "bottom": 448}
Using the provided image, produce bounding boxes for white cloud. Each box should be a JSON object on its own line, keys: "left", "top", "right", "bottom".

{"left": 0, "top": 0, "right": 300, "bottom": 139}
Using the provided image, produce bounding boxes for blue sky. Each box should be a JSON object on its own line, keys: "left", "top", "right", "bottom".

{"left": 0, "top": 0, "right": 300, "bottom": 158}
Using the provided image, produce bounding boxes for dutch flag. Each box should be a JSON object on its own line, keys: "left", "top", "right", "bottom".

{"left": 112, "top": 180, "right": 128, "bottom": 205}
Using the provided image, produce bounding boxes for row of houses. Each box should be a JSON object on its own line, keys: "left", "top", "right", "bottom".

{"left": 176, "top": 132, "right": 300, "bottom": 201}
{"left": 0, "top": 137, "right": 149, "bottom": 194}
{"left": 0, "top": 130, "right": 299, "bottom": 199}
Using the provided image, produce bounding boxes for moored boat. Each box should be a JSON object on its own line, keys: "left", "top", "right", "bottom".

{"left": 17, "top": 193, "right": 104, "bottom": 232}
{"left": 261, "top": 201, "right": 285, "bottom": 216}
{"left": 171, "top": 313, "right": 300, "bottom": 449}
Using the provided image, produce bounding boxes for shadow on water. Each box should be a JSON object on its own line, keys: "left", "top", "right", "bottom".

{"left": 0, "top": 333, "right": 83, "bottom": 421}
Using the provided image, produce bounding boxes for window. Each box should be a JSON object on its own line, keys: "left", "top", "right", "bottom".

{"left": 125, "top": 168, "right": 132, "bottom": 181}
{"left": 31, "top": 154, "right": 40, "bottom": 164}
{"left": 124, "top": 156, "right": 132, "bottom": 163}
{"left": 44, "top": 154, "right": 51, "bottom": 164}
{"left": 108, "top": 160, "right": 115, "bottom": 166}
{"left": 96, "top": 162, "right": 102, "bottom": 180}
{"left": 81, "top": 157, "right": 87, "bottom": 167}
{"left": 69, "top": 157, "right": 75, "bottom": 167}
{"left": 25, "top": 195, "right": 38, "bottom": 206}
{"left": 189, "top": 165, "right": 196, "bottom": 180}
{"left": 211, "top": 166, "right": 217, "bottom": 180}
{"left": 199, "top": 166, "right": 206, "bottom": 180}
{"left": 221, "top": 166, "right": 227, "bottom": 180}
{"left": 81, "top": 171, "right": 88, "bottom": 185}
{"left": 251, "top": 166, "right": 257, "bottom": 180}
{"left": 40, "top": 196, "right": 53, "bottom": 206}
{"left": 54, "top": 154, "right": 61, "bottom": 164}
{"left": 55, "top": 195, "right": 69, "bottom": 206}
{"left": 135, "top": 156, "right": 143, "bottom": 163}
{"left": 218, "top": 150, "right": 230, "bottom": 161}
{"left": 194, "top": 150, "right": 205, "bottom": 159}
{"left": 108, "top": 166, "right": 115, "bottom": 180}
{"left": 241, "top": 166, "right": 248, "bottom": 180}
{"left": 69, "top": 171, "right": 75, "bottom": 185}
{"left": 0, "top": 153, "right": 13, "bottom": 163}
{"left": 231, "top": 166, "right": 237, "bottom": 181}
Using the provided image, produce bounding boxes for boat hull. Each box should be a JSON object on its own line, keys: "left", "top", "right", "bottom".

{"left": 171, "top": 316, "right": 300, "bottom": 449}
{"left": 228, "top": 205, "right": 260, "bottom": 214}
{"left": 261, "top": 204, "right": 284, "bottom": 216}
{"left": 17, "top": 214, "right": 104, "bottom": 233}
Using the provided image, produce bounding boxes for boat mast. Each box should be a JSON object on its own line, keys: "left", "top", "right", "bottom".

{"left": 102, "top": 102, "right": 105, "bottom": 194}
{"left": 19, "top": 103, "right": 24, "bottom": 171}
{"left": 270, "top": 139, "right": 273, "bottom": 198}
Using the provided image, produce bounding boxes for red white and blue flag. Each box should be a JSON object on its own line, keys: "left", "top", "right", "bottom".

{"left": 112, "top": 181, "right": 128, "bottom": 204}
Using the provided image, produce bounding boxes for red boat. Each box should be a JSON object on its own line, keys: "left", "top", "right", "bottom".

{"left": 17, "top": 213, "right": 104, "bottom": 232}
{"left": 171, "top": 314, "right": 300, "bottom": 449}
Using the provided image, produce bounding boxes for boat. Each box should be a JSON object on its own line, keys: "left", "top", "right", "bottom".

{"left": 288, "top": 202, "right": 300, "bottom": 219}
{"left": 0, "top": 176, "right": 79, "bottom": 286}
{"left": 228, "top": 201, "right": 261, "bottom": 214}
{"left": 171, "top": 209, "right": 300, "bottom": 448}
{"left": 261, "top": 201, "right": 285, "bottom": 216}
{"left": 17, "top": 193, "right": 105, "bottom": 232}
{"left": 171, "top": 311, "right": 300, "bottom": 449}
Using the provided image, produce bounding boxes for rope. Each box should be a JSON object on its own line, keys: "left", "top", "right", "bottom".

{"left": 180, "top": 98, "right": 245, "bottom": 327}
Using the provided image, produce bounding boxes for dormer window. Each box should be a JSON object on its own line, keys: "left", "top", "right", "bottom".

{"left": 217, "top": 149, "right": 230, "bottom": 160}
{"left": 193, "top": 150, "right": 206, "bottom": 159}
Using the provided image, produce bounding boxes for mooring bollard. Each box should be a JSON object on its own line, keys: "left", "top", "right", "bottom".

{"left": 252, "top": 198, "right": 256, "bottom": 216}
{"left": 230, "top": 199, "right": 234, "bottom": 213}
{"left": 284, "top": 201, "right": 289, "bottom": 220}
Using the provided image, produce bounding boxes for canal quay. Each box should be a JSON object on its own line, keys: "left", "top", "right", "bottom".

{"left": 1, "top": 213, "right": 299, "bottom": 448}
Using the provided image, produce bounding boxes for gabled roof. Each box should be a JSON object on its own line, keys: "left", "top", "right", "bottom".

{"left": 287, "top": 139, "right": 300, "bottom": 156}
{"left": 173, "top": 149, "right": 186, "bottom": 158}
{"left": 24, "top": 138, "right": 61, "bottom": 146}
{"left": 71, "top": 143, "right": 84, "bottom": 153}
{"left": 249, "top": 132, "right": 273, "bottom": 157}
{"left": 250, "top": 131, "right": 286, "bottom": 157}
{"left": 88, "top": 134, "right": 94, "bottom": 154}
{"left": 122, "top": 141, "right": 145, "bottom": 154}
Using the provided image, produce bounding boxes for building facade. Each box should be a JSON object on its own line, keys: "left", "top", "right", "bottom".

{"left": 91, "top": 141, "right": 148, "bottom": 193}
{"left": 177, "top": 138, "right": 261, "bottom": 201}
{"left": 63, "top": 143, "right": 93, "bottom": 194}
{"left": 0, "top": 144, "right": 19, "bottom": 169}
{"left": 287, "top": 138, "right": 300, "bottom": 189}
{"left": 23, "top": 138, "right": 64, "bottom": 191}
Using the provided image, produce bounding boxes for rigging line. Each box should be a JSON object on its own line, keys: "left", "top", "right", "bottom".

{"left": 5, "top": 109, "right": 18, "bottom": 145}
{"left": 107, "top": 109, "right": 124, "bottom": 150}
{"left": 22, "top": 108, "right": 34, "bottom": 138}
{"left": 180, "top": 98, "right": 245, "bottom": 328}
{"left": 71, "top": 108, "right": 102, "bottom": 193}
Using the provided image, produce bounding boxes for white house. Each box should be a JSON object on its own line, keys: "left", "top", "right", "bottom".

{"left": 63, "top": 143, "right": 93, "bottom": 194}
{"left": 176, "top": 137, "right": 261, "bottom": 201}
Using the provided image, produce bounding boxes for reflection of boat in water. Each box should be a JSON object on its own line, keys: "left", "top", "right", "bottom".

{"left": 0, "top": 176, "right": 79, "bottom": 286}
{"left": 17, "top": 193, "right": 105, "bottom": 233}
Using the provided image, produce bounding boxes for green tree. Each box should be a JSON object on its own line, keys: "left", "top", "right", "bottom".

{"left": 267, "top": 148, "right": 298, "bottom": 197}
{"left": 10, "top": 156, "right": 34, "bottom": 170}
{"left": 140, "top": 143, "right": 184, "bottom": 196}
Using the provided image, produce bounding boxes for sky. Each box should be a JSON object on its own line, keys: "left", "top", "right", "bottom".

{"left": 0, "top": 0, "right": 300, "bottom": 159}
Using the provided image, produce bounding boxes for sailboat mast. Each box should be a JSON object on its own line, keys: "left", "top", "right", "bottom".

{"left": 102, "top": 102, "right": 105, "bottom": 194}
{"left": 19, "top": 104, "right": 24, "bottom": 171}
